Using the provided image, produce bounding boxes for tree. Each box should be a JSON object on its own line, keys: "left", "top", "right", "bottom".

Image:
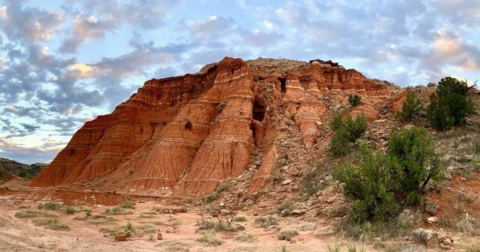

{"left": 397, "top": 92, "right": 423, "bottom": 122}
{"left": 333, "top": 127, "right": 444, "bottom": 222}
{"left": 334, "top": 146, "right": 402, "bottom": 222}
{"left": 387, "top": 127, "right": 443, "bottom": 203}
{"left": 427, "top": 77, "right": 475, "bottom": 130}
{"left": 348, "top": 94, "right": 361, "bottom": 107}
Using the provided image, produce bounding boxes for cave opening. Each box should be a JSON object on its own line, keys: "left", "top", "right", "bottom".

{"left": 278, "top": 77, "right": 286, "bottom": 93}
{"left": 253, "top": 99, "right": 266, "bottom": 122}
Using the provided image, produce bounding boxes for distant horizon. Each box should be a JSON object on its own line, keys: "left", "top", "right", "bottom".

{"left": 1, "top": 0, "right": 479, "bottom": 164}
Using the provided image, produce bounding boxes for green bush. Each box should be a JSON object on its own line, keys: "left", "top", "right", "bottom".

{"left": 427, "top": 77, "right": 474, "bottom": 130}
{"left": 39, "top": 202, "right": 61, "bottom": 211}
{"left": 333, "top": 127, "right": 444, "bottom": 222}
{"left": 397, "top": 92, "right": 423, "bottom": 122}
{"left": 348, "top": 94, "right": 361, "bottom": 107}
{"left": 387, "top": 127, "right": 443, "bottom": 195}
{"left": 330, "top": 114, "right": 368, "bottom": 156}
{"left": 64, "top": 207, "right": 75, "bottom": 215}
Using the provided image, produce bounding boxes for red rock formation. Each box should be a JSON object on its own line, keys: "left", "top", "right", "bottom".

{"left": 31, "top": 57, "right": 394, "bottom": 196}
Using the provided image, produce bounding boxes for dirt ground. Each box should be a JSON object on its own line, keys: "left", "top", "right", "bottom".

{"left": 0, "top": 187, "right": 345, "bottom": 252}
{"left": 1, "top": 173, "right": 480, "bottom": 252}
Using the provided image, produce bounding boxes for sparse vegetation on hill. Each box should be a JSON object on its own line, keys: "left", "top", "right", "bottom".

{"left": 348, "top": 94, "right": 361, "bottom": 107}
{"left": 330, "top": 114, "right": 368, "bottom": 157}
{"left": 397, "top": 92, "right": 424, "bottom": 122}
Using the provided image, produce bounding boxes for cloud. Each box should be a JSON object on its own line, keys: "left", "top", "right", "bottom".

{"left": 0, "top": 137, "right": 62, "bottom": 164}
{"left": 21, "top": 123, "right": 39, "bottom": 133}
{"left": 71, "top": 0, "right": 182, "bottom": 29}
{"left": 181, "top": 15, "right": 235, "bottom": 38}
{"left": 59, "top": 15, "right": 115, "bottom": 53}
{"left": 0, "top": 1, "right": 65, "bottom": 42}
{"left": 4, "top": 106, "right": 37, "bottom": 117}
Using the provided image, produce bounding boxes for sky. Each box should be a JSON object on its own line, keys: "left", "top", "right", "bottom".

{"left": 0, "top": 0, "right": 479, "bottom": 164}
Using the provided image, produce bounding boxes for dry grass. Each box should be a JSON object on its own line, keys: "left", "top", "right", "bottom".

{"left": 87, "top": 216, "right": 119, "bottom": 225}
{"left": 38, "top": 202, "right": 61, "bottom": 211}
{"left": 155, "top": 240, "right": 191, "bottom": 252}
{"left": 15, "top": 210, "right": 58, "bottom": 219}
{"left": 196, "top": 231, "right": 224, "bottom": 247}
{"left": 253, "top": 216, "right": 278, "bottom": 228}
{"left": 466, "top": 243, "right": 480, "bottom": 252}
{"left": 277, "top": 229, "right": 299, "bottom": 240}
{"left": 32, "top": 218, "right": 70, "bottom": 231}
{"left": 235, "top": 233, "right": 258, "bottom": 243}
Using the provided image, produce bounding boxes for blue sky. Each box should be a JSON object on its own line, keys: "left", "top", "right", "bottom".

{"left": 0, "top": 0, "right": 479, "bottom": 164}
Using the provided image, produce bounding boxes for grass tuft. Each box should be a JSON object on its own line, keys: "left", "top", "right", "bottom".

{"left": 196, "top": 231, "right": 224, "bottom": 247}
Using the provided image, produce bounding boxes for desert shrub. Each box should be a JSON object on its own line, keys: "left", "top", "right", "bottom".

{"left": 32, "top": 217, "right": 70, "bottom": 231}
{"left": 235, "top": 233, "right": 258, "bottom": 242}
{"left": 339, "top": 217, "right": 413, "bottom": 242}
{"left": 388, "top": 127, "right": 443, "bottom": 197}
{"left": 327, "top": 244, "right": 342, "bottom": 252}
{"left": 119, "top": 197, "right": 135, "bottom": 209}
{"left": 64, "top": 207, "right": 75, "bottom": 215}
{"left": 196, "top": 220, "right": 215, "bottom": 231}
{"left": 204, "top": 183, "right": 229, "bottom": 203}
{"left": 348, "top": 94, "right": 361, "bottom": 106}
{"left": 302, "top": 159, "right": 334, "bottom": 196}
{"left": 217, "top": 183, "right": 228, "bottom": 193}
{"left": 214, "top": 221, "right": 245, "bottom": 232}
{"left": 397, "top": 92, "right": 423, "bottom": 122}
{"left": 277, "top": 200, "right": 293, "bottom": 217}
{"left": 196, "top": 219, "right": 244, "bottom": 233}
{"left": 87, "top": 217, "right": 118, "bottom": 225}
{"left": 334, "top": 148, "right": 401, "bottom": 222}
{"left": 196, "top": 231, "right": 224, "bottom": 246}
{"left": 39, "top": 202, "right": 61, "bottom": 211}
{"left": 384, "top": 243, "right": 402, "bottom": 252}
{"left": 253, "top": 216, "right": 278, "bottom": 228}
{"left": 205, "top": 192, "right": 219, "bottom": 203}
{"left": 155, "top": 241, "right": 191, "bottom": 251}
{"left": 137, "top": 224, "right": 156, "bottom": 234}
{"left": 466, "top": 242, "right": 480, "bottom": 252}
{"left": 333, "top": 127, "right": 444, "bottom": 222}
{"left": 105, "top": 207, "right": 133, "bottom": 215}
{"left": 18, "top": 172, "right": 27, "bottom": 178}
{"left": 427, "top": 77, "right": 475, "bottom": 131}
{"left": 15, "top": 210, "right": 58, "bottom": 219}
{"left": 124, "top": 221, "right": 134, "bottom": 233}
{"left": 99, "top": 226, "right": 124, "bottom": 235}
{"left": 347, "top": 245, "right": 366, "bottom": 252}
{"left": 277, "top": 229, "right": 299, "bottom": 240}
{"left": 344, "top": 115, "right": 368, "bottom": 140}
{"left": 330, "top": 114, "right": 368, "bottom": 157}
{"left": 233, "top": 216, "right": 247, "bottom": 222}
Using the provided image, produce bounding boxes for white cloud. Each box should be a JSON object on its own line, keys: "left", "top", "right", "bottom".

{"left": 0, "top": 6, "right": 7, "bottom": 19}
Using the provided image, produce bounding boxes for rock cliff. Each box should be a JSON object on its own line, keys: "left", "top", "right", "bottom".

{"left": 31, "top": 57, "right": 396, "bottom": 196}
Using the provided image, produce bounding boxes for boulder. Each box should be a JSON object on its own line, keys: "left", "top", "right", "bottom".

{"left": 157, "top": 232, "right": 163, "bottom": 240}
{"left": 413, "top": 228, "right": 438, "bottom": 248}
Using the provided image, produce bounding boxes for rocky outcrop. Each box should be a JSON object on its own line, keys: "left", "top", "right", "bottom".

{"left": 31, "top": 57, "right": 394, "bottom": 196}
